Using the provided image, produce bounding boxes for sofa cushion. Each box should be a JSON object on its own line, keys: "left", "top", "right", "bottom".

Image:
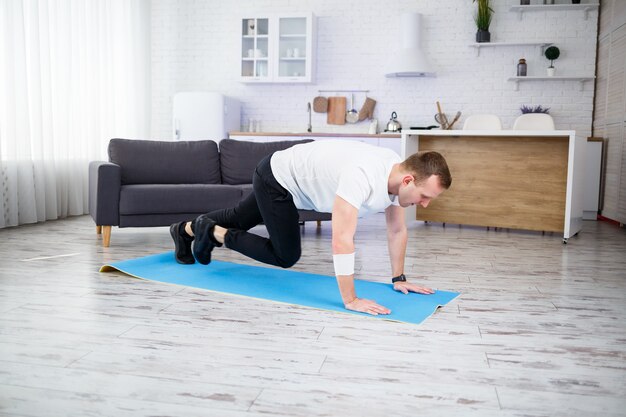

{"left": 119, "top": 184, "right": 242, "bottom": 215}
{"left": 109, "top": 139, "right": 221, "bottom": 185}
{"left": 237, "top": 183, "right": 254, "bottom": 199}
{"left": 219, "top": 139, "right": 313, "bottom": 185}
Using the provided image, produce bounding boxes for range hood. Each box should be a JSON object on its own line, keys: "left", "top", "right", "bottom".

{"left": 385, "top": 13, "right": 436, "bottom": 78}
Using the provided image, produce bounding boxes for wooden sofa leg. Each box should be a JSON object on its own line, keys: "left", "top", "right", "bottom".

{"left": 96, "top": 225, "right": 102, "bottom": 235}
{"left": 317, "top": 220, "right": 321, "bottom": 227}
{"left": 102, "top": 226, "right": 111, "bottom": 247}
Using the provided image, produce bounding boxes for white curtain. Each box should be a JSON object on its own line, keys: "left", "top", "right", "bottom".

{"left": 0, "top": 0, "right": 150, "bottom": 228}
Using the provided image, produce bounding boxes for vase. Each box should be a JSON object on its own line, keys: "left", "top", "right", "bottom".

{"left": 476, "top": 30, "right": 491, "bottom": 43}
{"left": 547, "top": 67, "right": 556, "bottom": 77}
{"left": 517, "top": 59, "right": 527, "bottom": 76}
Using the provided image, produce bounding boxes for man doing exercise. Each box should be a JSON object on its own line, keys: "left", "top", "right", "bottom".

{"left": 170, "top": 140, "right": 451, "bottom": 316}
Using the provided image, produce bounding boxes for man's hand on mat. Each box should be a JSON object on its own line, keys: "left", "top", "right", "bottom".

{"left": 345, "top": 298, "right": 391, "bottom": 316}
{"left": 393, "top": 282, "right": 435, "bottom": 295}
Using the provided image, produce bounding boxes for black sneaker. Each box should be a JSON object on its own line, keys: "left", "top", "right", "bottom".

{"left": 191, "top": 214, "right": 222, "bottom": 265}
{"left": 170, "top": 222, "right": 195, "bottom": 264}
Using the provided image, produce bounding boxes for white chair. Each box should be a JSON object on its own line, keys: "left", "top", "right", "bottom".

{"left": 462, "top": 114, "right": 502, "bottom": 130}
{"left": 513, "top": 113, "right": 555, "bottom": 130}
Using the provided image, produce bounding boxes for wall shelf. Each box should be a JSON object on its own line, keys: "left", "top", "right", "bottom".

{"left": 469, "top": 41, "right": 553, "bottom": 56}
{"left": 510, "top": 3, "right": 599, "bottom": 21}
{"left": 507, "top": 75, "right": 596, "bottom": 91}
{"left": 317, "top": 89, "right": 370, "bottom": 93}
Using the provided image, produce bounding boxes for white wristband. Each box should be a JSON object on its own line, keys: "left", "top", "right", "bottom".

{"left": 333, "top": 253, "right": 355, "bottom": 276}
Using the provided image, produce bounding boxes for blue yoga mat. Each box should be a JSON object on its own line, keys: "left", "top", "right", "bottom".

{"left": 101, "top": 252, "right": 459, "bottom": 325}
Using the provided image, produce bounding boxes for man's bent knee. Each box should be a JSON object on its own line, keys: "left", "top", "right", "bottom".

{"left": 277, "top": 249, "right": 301, "bottom": 268}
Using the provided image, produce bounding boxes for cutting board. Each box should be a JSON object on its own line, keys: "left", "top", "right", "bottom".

{"left": 327, "top": 97, "right": 347, "bottom": 125}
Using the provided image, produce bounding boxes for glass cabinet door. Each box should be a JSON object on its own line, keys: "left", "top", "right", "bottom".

{"left": 240, "top": 18, "right": 269, "bottom": 80}
{"left": 277, "top": 17, "right": 307, "bottom": 79}
{"left": 239, "top": 14, "right": 314, "bottom": 83}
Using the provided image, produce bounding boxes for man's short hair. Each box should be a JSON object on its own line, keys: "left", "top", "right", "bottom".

{"left": 401, "top": 151, "right": 452, "bottom": 189}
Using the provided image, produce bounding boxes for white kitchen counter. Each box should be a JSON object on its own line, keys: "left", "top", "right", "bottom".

{"left": 228, "top": 131, "right": 401, "bottom": 139}
{"left": 228, "top": 131, "right": 402, "bottom": 153}
{"left": 402, "top": 129, "right": 576, "bottom": 138}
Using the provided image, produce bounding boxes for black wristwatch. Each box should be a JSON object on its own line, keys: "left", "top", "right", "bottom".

{"left": 392, "top": 274, "right": 407, "bottom": 283}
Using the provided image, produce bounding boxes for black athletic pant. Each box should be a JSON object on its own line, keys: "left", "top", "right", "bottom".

{"left": 202, "top": 154, "right": 301, "bottom": 268}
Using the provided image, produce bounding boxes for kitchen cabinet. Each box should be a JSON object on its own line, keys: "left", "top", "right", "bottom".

{"left": 401, "top": 130, "right": 584, "bottom": 243}
{"left": 378, "top": 136, "right": 402, "bottom": 155}
{"left": 239, "top": 18, "right": 270, "bottom": 80}
{"left": 239, "top": 13, "right": 316, "bottom": 83}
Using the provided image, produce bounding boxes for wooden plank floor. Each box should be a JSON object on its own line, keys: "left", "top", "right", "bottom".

{"left": 0, "top": 214, "right": 625, "bottom": 417}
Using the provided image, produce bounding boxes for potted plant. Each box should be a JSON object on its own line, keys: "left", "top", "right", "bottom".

{"left": 545, "top": 46, "right": 560, "bottom": 76}
{"left": 520, "top": 105, "right": 550, "bottom": 114}
{"left": 473, "top": 0, "right": 494, "bottom": 43}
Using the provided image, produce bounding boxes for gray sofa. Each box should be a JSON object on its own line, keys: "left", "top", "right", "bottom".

{"left": 89, "top": 138, "right": 331, "bottom": 246}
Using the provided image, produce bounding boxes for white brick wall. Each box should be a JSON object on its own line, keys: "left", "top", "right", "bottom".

{"left": 150, "top": 0, "right": 598, "bottom": 139}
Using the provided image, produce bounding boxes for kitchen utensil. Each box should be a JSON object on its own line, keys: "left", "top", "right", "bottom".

{"left": 327, "top": 96, "right": 347, "bottom": 125}
{"left": 385, "top": 111, "right": 402, "bottom": 132}
{"left": 358, "top": 97, "right": 377, "bottom": 121}
{"left": 346, "top": 94, "right": 358, "bottom": 124}
{"left": 447, "top": 111, "right": 462, "bottom": 130}
{"left": 312, "top": 96, "right": 328, "bottom": 113}
{"left": 436, "top": 101, "right": 449, "bottom": 129}
{"left": 434, "top": 113, "right": 449, "bottom": 128}
{"left": 409, "top": 125, "right": 438, "bottom": 130}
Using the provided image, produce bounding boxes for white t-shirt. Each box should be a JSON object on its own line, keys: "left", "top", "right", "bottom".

{"left": 270, "top": 140, "right": 401, "bottom": 215}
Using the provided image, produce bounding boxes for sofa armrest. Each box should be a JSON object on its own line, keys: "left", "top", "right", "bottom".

{"left": 89, "top": 161, "right": 122, "bottom": 226}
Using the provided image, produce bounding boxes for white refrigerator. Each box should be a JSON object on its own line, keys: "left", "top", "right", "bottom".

{"left": 172, "top": 92, "right": 241, "bottom": 143}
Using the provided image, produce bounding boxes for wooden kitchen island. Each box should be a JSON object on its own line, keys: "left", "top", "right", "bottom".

{"left": 401, "top": 130, "right": 585, "bottom": 242}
